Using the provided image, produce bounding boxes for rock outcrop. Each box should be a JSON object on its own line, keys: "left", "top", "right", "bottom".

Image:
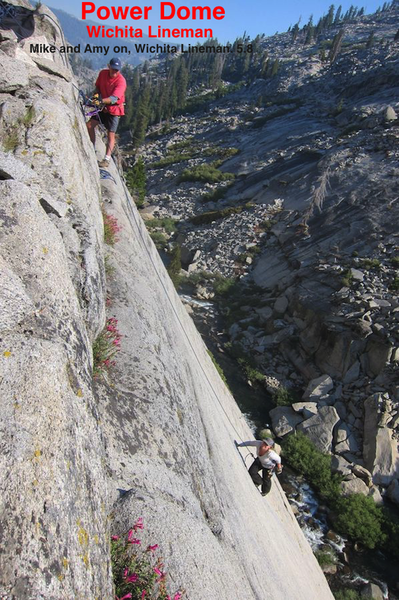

{"left": 297, "top": 406, "right": 340, "bottom": 453}
{"left": 0, "top": 4, "right": 333, "bottom": 599}
{"left": 363, "top": 394, "right": 399, "bottom": 485}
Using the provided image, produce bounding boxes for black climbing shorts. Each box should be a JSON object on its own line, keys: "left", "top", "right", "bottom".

{"left": 91, "top": 112, "right": 120, "bottom": 133}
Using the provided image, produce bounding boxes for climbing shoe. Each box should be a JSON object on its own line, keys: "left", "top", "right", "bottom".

{"left": 99, "top": 158, "right": 110, "bottom": 168}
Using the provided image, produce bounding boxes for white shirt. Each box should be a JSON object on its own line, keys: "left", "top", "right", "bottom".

{"left": 238, "top": 441, "right": 281, "bottom": 470}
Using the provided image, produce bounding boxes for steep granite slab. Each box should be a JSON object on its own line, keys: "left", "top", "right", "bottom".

{"left": 94, "top": 166, "right": 334, "bottom": 599}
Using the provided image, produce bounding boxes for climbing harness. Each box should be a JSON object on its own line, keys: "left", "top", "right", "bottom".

{"left": 79, "top": 91, "right": 104, "bottom": 120}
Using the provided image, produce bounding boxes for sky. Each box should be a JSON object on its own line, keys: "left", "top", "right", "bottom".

{"left": 48, "top": 0, "right": 383, "bottom": 43}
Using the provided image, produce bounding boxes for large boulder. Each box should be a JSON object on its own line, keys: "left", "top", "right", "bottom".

{"left": 368, "top": 486, "right": 384, "bottom": 505}
{"left": 386, "top": 479, "right": 399, "bottom": 507}
{"left": 297, "top": 406, "right": 340, "bottom": 453}
{"left": 274, "top": 295, "right": 289, "bottom": 315}
{"left": 256, "top": 306, "right": 273, "bottom": 322}
{"left": 363, "top": 394, "right": 399, "bottom": 485}
{"left": 360, "top": 582, "right": 385, "bottom": 600}
{"left": 334, "top": 422, "right": 360, "bottom": 455}
{"left": 384, "top": 106, "right": 397, "bottom": 122}
{"left": 331, "top": 455, "right": 352, "bottom": 478}
{"left": 343, "top": 360, "right": 360, "bottom": 384}
{"left": 341, "top": 478, "right": 370, "bottom": 497}
{"left": 314, "top": 330, "right": 364, "bottom": 379}
{"left": 269, "top": 406, "right": 304, "bottom": 437}
{"left": 292, "top": 402, "right": 318, "bottom": 419}
{"left": 302, "top": 375, "right": 333, "bottom": 401}
{"left": 364, "top": 336, "right": 393, "bottom": 377}
{"left": 352, "top": 465, "right": 373, "bottom": 487}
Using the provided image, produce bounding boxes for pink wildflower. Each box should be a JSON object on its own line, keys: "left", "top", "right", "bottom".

{"left": 116, "top": 595, "right": 132, "bottom": 600}
{"left": 111, "top": 535, "right": 119, "bottom": 541}
{"left": 146, "top": 544, "right": 158, "bottom": 553}
{"left": 123, "top": 568, "right": 138, "bottom": 583}
{"left": 141, "top": 591, "right": 146, "bottom": 599}
{"left": 154, "top": 567, "right": 166, "bottom": 581}
{"left": 127, "top": 529, "right": 141, "bottom": 544}
{"left": 174, "top": 593, "right": 183, "bottom": 600}
{"left": 133, "top": 517, "right": 144, "bottom": 531}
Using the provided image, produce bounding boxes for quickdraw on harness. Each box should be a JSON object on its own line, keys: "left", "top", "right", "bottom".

{"left": 78, "top": 90, "right": 106, "bottom": 126}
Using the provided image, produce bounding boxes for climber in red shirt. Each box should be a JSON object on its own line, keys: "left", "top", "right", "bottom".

{"left": 87, "top": 57, "right": 127, "bottom": 168}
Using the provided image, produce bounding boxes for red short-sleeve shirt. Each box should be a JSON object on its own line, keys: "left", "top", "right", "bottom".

{"left": 95, "top": 69, "right": 127, "bottom": 116}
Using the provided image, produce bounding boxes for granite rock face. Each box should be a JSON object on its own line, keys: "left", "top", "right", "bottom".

{"left": 95, "top": 166, "right": 333, "bottom": 600}
{"left": 297, "top": 406, "right": 340, "bottom": 453}
{"left": 0, "top": 5, "right": 109, "bottom": 597}
{"left": 0, "top": 5, "right": 334, "bottom": 600}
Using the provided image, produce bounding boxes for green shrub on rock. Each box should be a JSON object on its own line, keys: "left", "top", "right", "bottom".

{"left": 314, "top": 549, "right": 337, "bottom": 567}
{"left": 273, "top": 386, "right": 296, "bottom": 406}
{"left": 212, "top": 275, "right": 236, "bottom": 297}
{"left": 333, "top": 494, "right": 386, "bottom": 550}
{"left": 333, "top": 589, "right": 362, "bottom": 600}
{"left": 282, "top": 432, "right": 341, "bottom": 501}
{"left": 125, "top": 158, "right": 146, "bottom": 208}
{"left": 179, "top": 163, "right": 235, "bottom": 184}
{"left": 150, "top": 231, "right": 168, "bottom": 250}
{"left": 167, "top": 245, "right": 182, "bottom": 287}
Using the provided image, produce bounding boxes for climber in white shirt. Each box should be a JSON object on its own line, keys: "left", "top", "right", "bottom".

{"left": 236, "top": 438, "right": 282, "bottom": 496}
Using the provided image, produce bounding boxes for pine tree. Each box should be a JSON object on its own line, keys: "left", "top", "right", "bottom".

{"left": 305, "top": 24, "right": 315, "bottom": 44}
{"left": 121, "top": 87, "right": 134, "bottom": 132}
{"left": 329, "top": 29, "right": 344, "bottom": 62}
{"left": 176, "top": 61, "right": 189, "bottom": 106}
{"left": 271, "top": 58, "right": 280, "bottom": 76}
{"left": 132, "top": 84, "right": 150, "bottom": 146}
{"left": 366, "top": 31, "right": 375, "bottom": 48}
{"left": 348, "top": 4, "right": 356, "bottom": 19}
{"left": 326, "top": 4, "right": 335, "bottom": 27}
{"left": 260, "top": 53, "right": 269, "bottom": 77}
{"left": 334, "top": 5, "right": 342, "bottom": 23}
